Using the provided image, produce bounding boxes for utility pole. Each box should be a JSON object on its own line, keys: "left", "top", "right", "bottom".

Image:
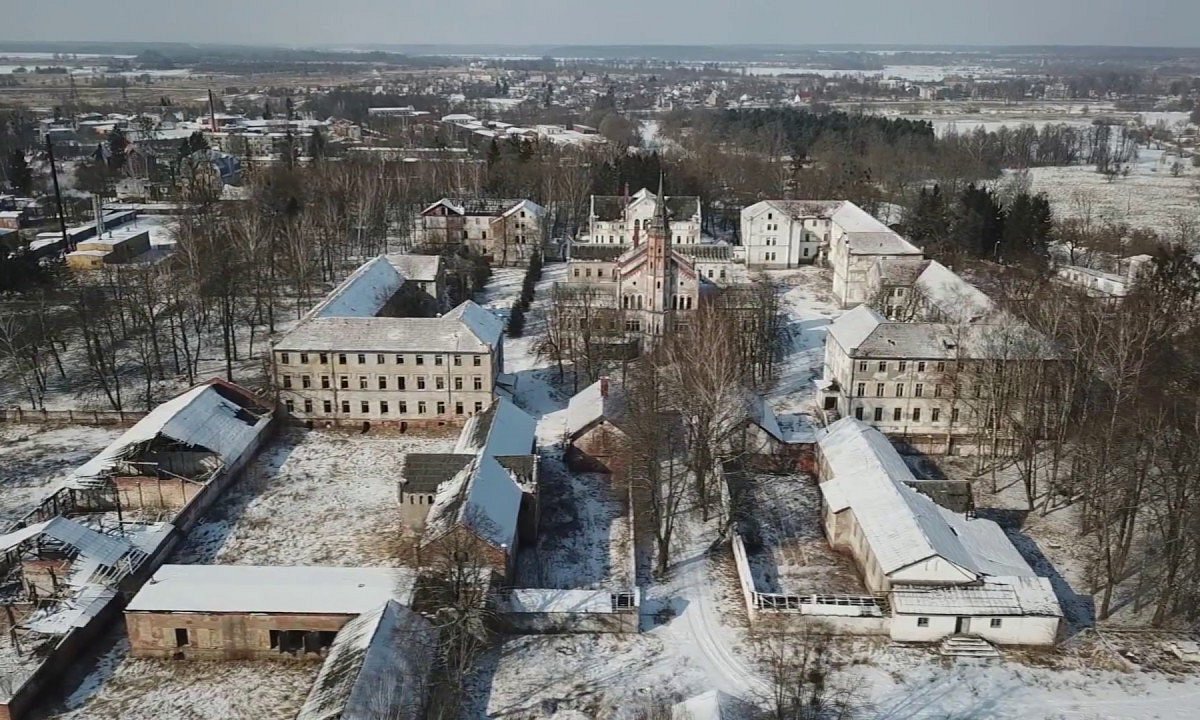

{"left": 45, "top": 136, "right": 70, "bottom": 251}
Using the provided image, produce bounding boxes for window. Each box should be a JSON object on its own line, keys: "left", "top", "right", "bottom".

{"left": 858, "top": 361, "right": 868, "bottom": 372}
{"left": 301, "top": 375, "right": 311, "bottom": 389}
{"left": 416, "top": 355, "right": 425, "bottom": 366}
{"left": 855, "top": 406, "right": 863, "bottom": 420}
{"left": 398, "top": 376, "right": 406, "bottom": 390}
{"left": 435, "top": 377, "right": 445, "bottom": 390}
{"left": 434, "top": 354, "right": 444, "bottom": 366}
{"left": 893, "top": 407, "right": 902, "bottom": 421}
{"left": 932, "top": 408, "right": 940, "bottom": 423}
{"left": 877, "top": 362, "right": 887, "bottom": 372}
{"left": 934, "top": 385, "right": 942, "bottom": 398}
{"left": 917, "top": 361, "right": 926, "bottom": 372}
{"left": 875, "top": 383, "right": 884, "bottom": 397}
{"left": 473, "top": 355, "right": 482, "bottom": 366}
{"left": 952, "top": 407, "right": 960, "bottom": 422}
{"left": 378, "top": 376, "right": 388, "bottom": 390}
{"left": 417, "top": 401, "right": 427, "bottom": 414}
{"left": 473, "top": 376, "right": 483, "bottom": 391}
{"left": 990, "top": 618, "right": 1002, "bottom": 628}
{"left": 319, "top": 353, "right": 328, "bottom": 364}
{"left": 357, "top": 353, "right": 366, "bottom": 364}
{"left": 340, "top": 376, "right": 349, "bottom": 389}
{"left": 282, "top": 375, "right": 293, "bottom": 389}
{"left": 399, "top": 401, "right": 408, "bottom": 413}
{"left": 916, "top": 617, "right": 929, "bottom": 628}
{"left": 380, "top": 401, "right": 389, "bottom": 415}
{"left": 454, "top": 377, "right": 463, "bottom": 390}
{"left": 898, "top": 361, "right": 907, "bottom": 371}
{"left": 323, "top": 400, "right": 332, "bottom": 414}
{"left": 912, "top": 408, "right": 921, "bottom": 422}
{"left": 280, "top": 352, "right": 290, "bottom": 364}
{"left": 396, "top": 354, "right": 404, "bottom": 364}
{"left": 936, "top": 361, "right": 946, "bottom": 372}
{"left": 303, "top": 399, "right": 313, "bottom": 413}
{"left": 416, "top": 377, "right": 426, "bottom": 390}
{"left": 338, "top": 353, "right": 347, "bottom": 365}
{"left": 856, "top": 382, "right": 865, "bottom": 397}
{"left": 454, "top": 355, "right": 462, "bottom": 367}
{"left": 895, "top": 383, "right": 904, "bottom": 397}
{"left": 455, "top": 401, "right": 464, "bottom": 415}
{"left": 436, "top": 401, "right": 446, "bottom": 414}
{"left": 360, "top": 401, "right": 369, "bottom": 413}
{"left": 474, "top": 401, "right": 483, "bottom": 413}
{"left": 376, "top": 354, "right": 384, "bottom": 364}
{"left": 341, "top": 401, "right": 351, "bottom": 413}
{"left": 873, "top": 407, "right": 883, "bottom": 422}
{"left": 299, "top": 353, "right": 308, "bottom": 364}
{"left": 359, "top": 376, "right": 368, "bottom": 390}
{"left": 914, "top": 383, "right": 923, "bottom": 398}
{"left": 284, "top": 399, "right": 295, "bottom": 412}
{"left": 175, "top": 628, "right": 189, "bottom": 647}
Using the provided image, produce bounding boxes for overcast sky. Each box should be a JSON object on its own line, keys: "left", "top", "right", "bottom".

{"left": 1, "top": 0, "right": 1196, "bottom": 48}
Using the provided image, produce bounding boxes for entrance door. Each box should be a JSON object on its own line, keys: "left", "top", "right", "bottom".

{"left": 955, "top": 617, "right": 970, "bottom": 634}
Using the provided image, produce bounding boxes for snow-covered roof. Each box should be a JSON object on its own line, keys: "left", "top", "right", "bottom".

{"left": 71, "top": 381, "right": 270, "bottom": 482}
{"left": 891, "top": 576, "right": 1061, "bottom": 617}
{"left": 20, "top": 585, "right": 116, "bottom": 635}
{"left": 826, "top": 305, "right": 885, "bottom": 353}
{"left": 423, "top": 454, "right": 522, "bottom": 554}
{"left": 565, "top": 378, "right": 629, "bottom": 438}
{"left": 305, "top": 256, "right": 406, "bottom": 321}
{"left": 127, "top": 565, "right": 418, "bottom": 614}
{"left": 454, "top": 397, "right": 536, "bottom": 457}
{"left": 384, "top": 253, "right": 441, "bottom": 282}
{"left": 275, "top": 301, "right": 502, "bottom": 354}
{"left": 296, "top": 600, "right": 436, "bottom": 720}
{"left": 915, "top": 260, "right": 994, "bottom": 323}
{"left": 818, "top": 419, "right": 1038, "bottom": 581}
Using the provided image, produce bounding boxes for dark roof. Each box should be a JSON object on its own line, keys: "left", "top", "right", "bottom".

{"left": 496, "top": 455, "right": 536, "bottom": 480}
{"left": 591, "top": 196, "right": 626, "bottom": 221}
{"left": 401, "top": 454, "right": 473, "bottom": 493}
{"left": 665, "top": 195, "right": 700, "bottom": 219}
{"left": 676, "top": 244, "right": 731, "bottom": 261}
{"left": 591, "top": 192, "right": 701, "bottom": 222}
{"left": 904, "top": 480, "right": 974, "bottom": 514}
{"left": 570, "top": 243, "right": 627, "bottom": 261}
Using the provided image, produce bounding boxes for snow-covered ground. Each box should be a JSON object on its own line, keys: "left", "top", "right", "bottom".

{"left": 170, "top": 427, "right": 456, "bottom": 566}
{"left": 1022, "top": 147, "right": 1200, "bottom": 236}
{"left": 763, "top": 266, "right": 843, "bottom": 417}
{"left": 0, "top": 423, "right": 125, "bottom": 527}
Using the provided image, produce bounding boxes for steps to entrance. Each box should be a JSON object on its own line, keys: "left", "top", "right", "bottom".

{"left": 939, "top": 634, "right": 1001, "bottom": 659}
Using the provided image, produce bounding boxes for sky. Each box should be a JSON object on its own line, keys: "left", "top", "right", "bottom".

{"left": 0, "top": 0, "right": 1196, "bottom": 49}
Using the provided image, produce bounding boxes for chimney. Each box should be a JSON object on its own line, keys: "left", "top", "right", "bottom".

{"left": 600, "top": 376, "right": 610, "bottom": 398}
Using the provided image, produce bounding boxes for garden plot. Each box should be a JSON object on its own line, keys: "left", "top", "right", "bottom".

{"left": 739, "top": 471, "right": 864, "bottom": 596}
{"left": 0, "top": 424, "right": 124, "bottom": 527}
{"left": 514, "top": 452, "right": 633, "bottom": 590}
{"left": 170, "top": 427, "right": 456, "bottom": 567}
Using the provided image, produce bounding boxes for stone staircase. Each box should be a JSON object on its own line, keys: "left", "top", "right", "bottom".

{"left": 939, "top": 634, "right": 1001, "bottom": 659}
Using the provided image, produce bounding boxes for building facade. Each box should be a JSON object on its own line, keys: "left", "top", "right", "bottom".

{"left": 414, "top": 197, "right": 545, "bottom": 265}
{"left": 823, "top": 203, "right": 923, "bottom": 308}
{"left": 740, "top": 200, "right": 833, "bottom": 268}
{"left": 586, "top": 187, "right": 701, "bottom": 245}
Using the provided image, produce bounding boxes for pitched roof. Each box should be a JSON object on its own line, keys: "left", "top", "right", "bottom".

{"left": 915, "top": 260, "right": 994, "bottom": 323}
{"left": 818, "top": 418, "right": 1036, "bottom": 580}
{"left": 592, "top": 189, "right": 700, "bottom": 222}
{"left": 401, "top": 454, "right": 473, "bottom": 493}
{"left": 385, "top": 253, "right": 441, "bottom": 282}
{"left": 305, "top": 257, "right": 406, "bottom": 321}
{"left": 826, "top": 305, "right": 885, "bottom": 353}
{"left": 296, "top": 600, "right": 436, "bottom": 720}
{"left": 423, "top": 455, "right": 523, "bottom": 553}
{"left": 442, "top": 300, "right": 504, "bottom": 349}
{"left": 565, "top": 378, "right": 630, "bottom": 439}
{"left": 274, "top": 301, "right": 502, "bottom": 354}
{"left": 454, "top": 397, "right": 536, "bottom": 457}
{"left": 127, "top": 565, "right": 418, "bottom": 614}
{"left": 71, "top": 381, "right": 270, "bottom": 483}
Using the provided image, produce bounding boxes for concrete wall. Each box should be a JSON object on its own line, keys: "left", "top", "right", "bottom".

{"left": 496, "top": 609, "right": 638, "bottom": 634}
{"left": 126, "top": 610, "right": 354, "bottom": 660}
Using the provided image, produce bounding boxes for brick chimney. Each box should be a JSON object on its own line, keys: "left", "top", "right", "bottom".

{"left": 600, "top": 376, "right": 610, "bottom": 398}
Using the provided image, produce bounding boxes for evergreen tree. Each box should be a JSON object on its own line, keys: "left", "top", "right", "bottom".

{"left": 6, "top": 150, "right": 32, "bottom": 195}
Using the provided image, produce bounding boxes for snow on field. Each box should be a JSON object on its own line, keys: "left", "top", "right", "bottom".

{"left": 1023, "top": 147, "right": 1200, "bottom": 236}
{"left": 49, "top": 638, "right": 318, "bottom": 720}
{"left": 0, "top": 423, "right": 125, "bottom": 527}
{"left": 171, "top": 427, "right": 456, "bottom": 566}
{"left": 740, "top": 471, "right": 863, "bottom": 596}
{"left": 516, "top": 452, "right": 632, "bottom": 590}
{"left": 764, "top": 266, "right": 842, "bottom": 416}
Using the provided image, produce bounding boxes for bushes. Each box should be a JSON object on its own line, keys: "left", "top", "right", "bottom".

{"left": 507, "top": 252, "right": 542, "bottom": 338}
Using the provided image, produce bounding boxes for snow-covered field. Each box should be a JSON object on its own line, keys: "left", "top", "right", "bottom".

{"left": 764, "top": 266, "right": 842, "bottom": 417}
{"left": 170, "top": 427, "right": 456, "bottom": 566}
{"left": 0, "top": 423, "right": 125, "bottom": 527}
{"left": 1023, "top": 147, "right": 1200, "bottom": 236}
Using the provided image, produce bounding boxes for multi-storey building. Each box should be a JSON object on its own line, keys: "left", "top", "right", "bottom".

{"left": 739, "top": 199, "right": 834, "bottom": 268}
{"left": 585, "top": 187, "right": 701, "bottom": 245}
{"left": 823, "top": 203, "right": 923, "bottom": 308}
{"left": 413, "top": 197, "right": 545, "bottom": 265}
{"left": 272, "top": 256, "right": 503, "bottom": 428}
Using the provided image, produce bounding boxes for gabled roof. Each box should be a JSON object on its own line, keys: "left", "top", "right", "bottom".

{"left": 71, "top": 381, "right": 270, "bottom": 483}
{"left": 296, "top": 600, "right": 436, "bottom": 720}
{"left": 443, "top": 300, "right": 504, "bottom": 349}
{"left": 818, "top": 418, "right": 1036, "bottom": 579}
{"left": 423, "top": 455, "right": 523, "bottom": 554}
{"left": 385, "top": 253, "right": 441, "bottom": 282}
{"left": 591, "top": 189, "right": 700, "bottom": 222}
{"left": 275, "top": 301, "right": 502, "bottom": 354}
{"left": 743, "top": 199, "right": 841, "bottom": 220}
{"left": 454, "top": 397, "right": 536, "bottom": 457}
{"left": 565, "top": 379, "right": 630, "bottom": 439}
{"left": 915, "top": 260, "right": 994, "bottom": 323}
{"left": 420, "top": 197, "right": 529, "bottom": 217}
{"left": 305, "top": 256, "right": 406, "bottom": 321}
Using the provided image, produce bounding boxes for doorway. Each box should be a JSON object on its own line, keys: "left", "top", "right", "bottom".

{"left": 954, "top": 617, "right": 970, "bottom": 634}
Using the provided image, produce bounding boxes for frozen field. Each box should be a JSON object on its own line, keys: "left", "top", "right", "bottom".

{"left": 171, "top": 427, "right": 456, "bottom": 566}
{"left": 0, "top": 423, "right": 125, "bottom": 527}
